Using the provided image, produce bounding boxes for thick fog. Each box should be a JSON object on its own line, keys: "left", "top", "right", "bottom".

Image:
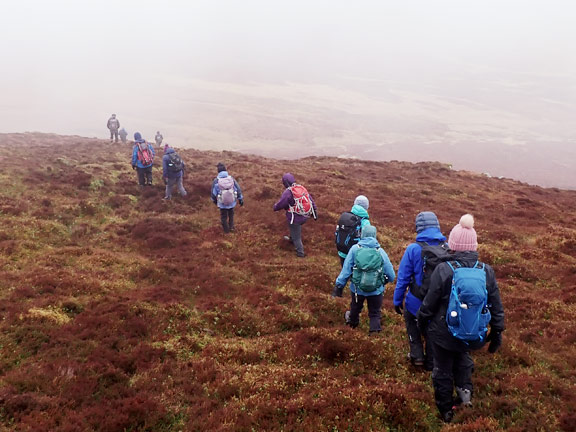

{"left": 2, "top": 0, "right": 575, "bottom": 188}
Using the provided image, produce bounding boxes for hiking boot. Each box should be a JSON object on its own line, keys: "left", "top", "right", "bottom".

{"left": 412, "top": 358, "right": 425, "bottom": 367}
{"left": 296, "top": 252, "right": 306, "bottom": 258}
{"left": 344, "top": 310, "right": 351, "bottom": 325}
{"left": 369, "top": 331, "right": 381, "bottom": 338}
{"left": 456, "top": 387, "right": 472, "bottom": 407}
{"left": 163, "top": 196, "right": 171, "bottom": 200}
{"left": 441, "top": 410, "right": 454, "bottom": 423}
{"left": 283, "top": 236, "right": 293, "bottom": 243}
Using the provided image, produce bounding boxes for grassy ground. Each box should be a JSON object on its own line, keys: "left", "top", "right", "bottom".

{"left": 0, "top": 133, "right": 575, "bottom": 431}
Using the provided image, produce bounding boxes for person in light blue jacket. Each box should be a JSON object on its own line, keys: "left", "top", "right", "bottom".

{"left": 335, "top": 225, "right": 395, "bottom": 335}
{"left": 393, "top": 211, "right": 446, "bottom": 369}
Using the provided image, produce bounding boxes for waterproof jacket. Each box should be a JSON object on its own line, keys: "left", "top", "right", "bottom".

{"left": 336, "top": 237, "right": 396, "bottom": 297}
{"left": 337, "top": 204, "right": 371, "bottom": 259}
{"left": 393, "top": 227, "right": 447, "bottom": 316}
{"left": 119, "top": 128, "right": 128, "bottom": 140}
{"left": 131, "top": 141, "right": 155, "bottom": 169}
{"left": 211, "top": 171, "right": 243, "bottom": 209}
{"left": 162, "top": 148, "right": 184, "bottom": 179}
{"left": 273, "top": 173, "right": 317, "bottom": 225}
{"left": 418, "top": 250, "right": 505, "bottom": 352}
{"left": 107, "top": 117, "right": 120, "bottom": 130}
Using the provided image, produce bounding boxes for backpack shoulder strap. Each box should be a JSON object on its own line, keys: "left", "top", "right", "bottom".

{"left": 447, "top": 260, "right": 461, "bottom": 272}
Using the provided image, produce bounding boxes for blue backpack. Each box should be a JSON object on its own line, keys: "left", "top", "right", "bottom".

{"left": 446, "top": 261, "right": 491, "bottom": 342}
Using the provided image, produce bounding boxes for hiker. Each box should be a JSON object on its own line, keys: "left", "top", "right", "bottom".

{"left": 211, "top": 163, "right": 243, "bottom": 233}
{"left": 417, "top": 214, "right": 505, "bottom": 423}
{"left": 393, "top": 211, "right": 447, "bottom": 370}
{"left": 107, "top": 114, "right": 120, "bottom": 143}
{"left": 119, "top": 128, "right": 128, "bottom": 145}
{"left": 273, "top": 173, "right": 317, "bottom": 258}
{"left": 334, "top": 225, "right": 395, "bottom": 335}
{"left": 162, "top": 146, "right": 187, "bottom": 200}
{"left": 334, "top": 195, "right": 371, "bottom": 268}
{"left": 155, "top": 131, "right": 163, "bottom": 147}
{"left": 131, "top": 132, "right": 155, "bottom": 187}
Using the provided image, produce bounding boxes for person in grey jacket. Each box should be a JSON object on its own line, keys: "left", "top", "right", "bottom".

{"left": 107, "top": 114, "right": 120, "bottom": 143}
{"left": 418, "top": 214, "right": 505, "bottom": 423}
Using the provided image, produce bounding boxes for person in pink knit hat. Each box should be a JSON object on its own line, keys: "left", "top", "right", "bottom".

{"left": 418, "top": 214, "right": 505, "bottom": 423}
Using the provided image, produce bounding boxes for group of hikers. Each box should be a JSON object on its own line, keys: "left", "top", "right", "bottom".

{"left": 109, "top": 114, "right": 505, "bottom": 424}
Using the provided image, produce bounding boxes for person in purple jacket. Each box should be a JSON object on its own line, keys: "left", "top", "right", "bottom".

{"left": 273, "top": 173, "right": 317, "bottom": 258}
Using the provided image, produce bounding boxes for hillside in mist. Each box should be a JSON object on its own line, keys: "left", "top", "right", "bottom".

{"left": 0, "top": 133, "right": 575, "bottom": 431}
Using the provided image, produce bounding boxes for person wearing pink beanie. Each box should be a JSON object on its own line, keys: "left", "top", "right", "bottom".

{"left": 418, "top": 214, "right": 505, "bottom": 423}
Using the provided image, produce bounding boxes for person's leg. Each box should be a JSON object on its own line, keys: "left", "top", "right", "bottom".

{"left": 136, "top": 168, "right": 145, "bottom": 186}
{"left": 165, "top": 177, "right": 177, "bottom": 199}
{"left": 453, "top": 351, "right": 474, "bottom": 406}
{"left": 366, "top": 293, "right": 383, "bottom": 333}
{"left": 289, "top": 223, "right": 304, "bottom": 256}
{"left": 145, "top": 166, "right": 153, "bottom": 185}
{"left": 228, "top": 208, "right": 235, "bottom": 231}
{"left": 177, "top": 175, "right": 187, "bottom": 196}
{"left": 424, "top": 330, "right": 435, "bottom": 370}
{"left": 220, "top": 208, "right": 230, "bottom": 233}
{"left": 404, "top": 310, "right": 425, "bottom": 364}
{"left": 432, "top": 343, "right": 457, "bottom": 417}
{"left": 348, "top": 290, "right": 364, "bottom": 328}
{"left": 114, "top": 130, "right": 119, "bottom": 142}
{"left": 110, "top": 130, "right": 114, "bottom": 141}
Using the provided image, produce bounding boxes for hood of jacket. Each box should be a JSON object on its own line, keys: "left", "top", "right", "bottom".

{"left": 358, "top": 237, "right": 380, "bottom": 249}
{"left": 217, "top": 170, "right": 230, "bottom": 179}
{"left": 415, "top": 227, "right": 446, "bottom": 243}
{"left": 282, "top": 173, "right": 295, "bottom": 188}
{"left": 164, "top": 147, "right": 175, "bottom": 155}
{"left": 351, "top": 204, "right": 369, "bottom": 219}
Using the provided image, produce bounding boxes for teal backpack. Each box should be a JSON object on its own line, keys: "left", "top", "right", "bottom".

{"left": 446, "top": 261, "right": 491, "bottom": 342}
{"left": 351, "top": 246, "right": 385, "bottom": 294}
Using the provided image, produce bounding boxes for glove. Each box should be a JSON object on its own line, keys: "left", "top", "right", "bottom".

{"left": 239, "top": 199, "right": 244, "bottom": 206}
{"left": 394, "top": 305, "right": 403, "bottom": 315}
{"left": 486, "top": 330, "right": 502, "bottom": 353}
{"left": 132, "top": 165, "right": 137, "bottom": 170}
{"left": 331, "top": 285, "right": 343, "bottom": 298}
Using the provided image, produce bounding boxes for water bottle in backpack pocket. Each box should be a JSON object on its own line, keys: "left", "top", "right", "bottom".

{"left": 446, "top": 261, "right": 491, "bottom": 342}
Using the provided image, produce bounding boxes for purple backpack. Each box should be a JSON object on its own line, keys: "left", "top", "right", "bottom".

{"left": 217, "top": 176, "right": 237, "bottom": 205}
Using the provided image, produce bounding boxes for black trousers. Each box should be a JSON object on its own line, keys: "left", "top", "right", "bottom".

{"left": 404, "top": 309, "right": 434, "bottom": 368}
{"left": 431, "top": 342, "right": 474, "bottom": 414}
{"left": 137, "top": 166, "right": 153, "bottom": 186}
{"left": 220, "top": 208, "right": 235, "bottom": 233}
{"left": 348, "top": 290, "right": 383, "bottom": 332}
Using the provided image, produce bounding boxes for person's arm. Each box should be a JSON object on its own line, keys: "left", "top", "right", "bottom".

{"left": 336, "top": 246, "right": 356, "bottom": 288}
{"left": 211, "top": 179, "right": 218, "bottom": 204}
{"left": 149, "top": 144, "right": 155, "bottom": 157}
{"left": 486, "top": 265, "right": 505, "bottom": 332}
{"left": 162, "top": 155, "right": 168, "bottom": 178}
{"left": 273, "top": 189, "right": 291, "bottom": 211}
{"left": 379, "top": 249, "right": 396, "bottom": 284}
{"left": 131, "top": 146, "right": 138, "bottom": 167}
{"left": 309, "top": 194, "right": 318, "bottom": 219}
{"left": 393, "top": 245, "right": 416, "bottom": 306}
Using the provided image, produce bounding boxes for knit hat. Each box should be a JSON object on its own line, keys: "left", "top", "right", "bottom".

{"left": 415, "top": 211, "right": 440, "bottom": 233}
{"left": 217, "top": 163, "right": 226, "bottom": 173}
{"left": 354, "top": 195, "right": 369, "bottom": 210}
{"left": 448, "top": 214, "right": 478, "bottom": 251}
{"left": 134, "top": 132, "right": 143, "bottom": 142}
{"left": 361, "top": 225, "right": 377, "bottom": 239}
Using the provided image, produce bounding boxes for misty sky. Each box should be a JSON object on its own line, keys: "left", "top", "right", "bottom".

{"left": 1, "top": 1, "right": 575, "bottom": 187}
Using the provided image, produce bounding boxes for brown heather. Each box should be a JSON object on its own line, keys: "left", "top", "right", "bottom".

{"left": 0, "top": 132, "right": 574, "bottom": 431}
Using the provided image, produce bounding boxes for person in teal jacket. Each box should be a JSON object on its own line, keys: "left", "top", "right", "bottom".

{"left": 335, "top": 225, "right": 395, "bottom": 334}
{"left": 335, "top": 195, "right": 371, "bottom": 267}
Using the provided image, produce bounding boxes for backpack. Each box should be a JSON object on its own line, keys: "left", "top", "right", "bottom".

{"left": 335, "top": 212, "right": 362, "bottom": 255}
{"left": 288, "top": 184, "right": 315, "bottom": 223}
{"left": 351, "top": 246, "right": 386, "bottom": 293}
{"left": 167, "top": 152, "right": 183, "bottom": 173}
{"left": 410, "top": 241, "right": 451, "bottom": 300}
{"left": 137, "top": 142, "right": 154, "bottom": 166}
{"left": 217, "top": 176, "right": 237, "bottom": 206}
{"left": 445, "top": 261, "right": 491, "bottom": 342}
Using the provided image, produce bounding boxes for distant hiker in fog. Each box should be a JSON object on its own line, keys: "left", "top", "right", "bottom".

{"left": 155, "top": 131, "right": 163, "bottom": 147}
{"left": 211, "top": 163, "right": 243, "bottom": 233}
{"left": 119, "top": 128, "right": 128, "bottom": 144}
{"left": 334, "top": 225, "right": 395, "bottom": 335}
{"left": 418, "top": 214, "right": 505, "bottom": 423}
{"left": 162, "top": 146, "right": 187, "bottom": 200}
{"left": 131, "top": 132, "right": 155, "bottom": 187}
{"left": 393, "top": 211, "right": 447, "bottom": 370}
{"left": 334, "top": 195, "right": 371, "bottom": 270}
{"left": 273, "top": 173, "right": 317, "bottom": 258}
{"left": 107, "top": 114, "right": 120, "bottom": 143}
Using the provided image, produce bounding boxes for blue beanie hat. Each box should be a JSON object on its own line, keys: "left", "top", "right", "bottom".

{"left": 354, "top": 195, "right": 369, "bottom": 210}
{"left": 134, "top": 132, "right": 143, "bottom": 142}
{"left": 361, "top": 225, "right": 377, "bottom": 238}
{"left": 415, "top": 211, "right": 440, "bottom": 233}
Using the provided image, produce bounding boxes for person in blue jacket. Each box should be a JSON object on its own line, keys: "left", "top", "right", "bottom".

{"left": 131, "top": 132, "right": 155, "bottom": 187}
{"left": 393, "top": 211, "right": 446, "bottom": 369}
{"left": 162, "top": 146, "right": 187, "bottom": 200}
{"left": 335, "top": 225, "right": 396, "bottom": 335}
{"left": 211, "top": 163, "right": 244, "bottom": 233}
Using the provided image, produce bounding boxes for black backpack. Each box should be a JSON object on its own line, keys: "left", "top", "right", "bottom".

{"left": 167, "top": 152, "right": 183, "bottom": 173}
{"left": 410, "top": 241, "right": 451, "bottom": 300}
{"left": 335, "top": 212, "right": 363, "bottom": 255}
